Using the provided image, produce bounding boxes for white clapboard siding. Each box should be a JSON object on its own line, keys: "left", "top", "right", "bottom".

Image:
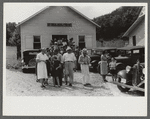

{"left": 85, "top": 35, "right": 92, "bottom": 48}
{"left": 25, "top": 36, "right": 33, "bottom": 49}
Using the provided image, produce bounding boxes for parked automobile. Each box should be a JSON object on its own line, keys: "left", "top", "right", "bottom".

{"left": 89, "top": 47, "right": 117, "bottom": 72}
{"left": 116, "top": 61, "right": 145, "bottom": 93}
{"left": 22, "top": 49, "right": 40, "bottom": 73}
{"left": 115, "top": 46, "right": 145, "bottom": 71}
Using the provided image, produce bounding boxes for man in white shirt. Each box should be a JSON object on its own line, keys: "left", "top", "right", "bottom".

{"left": 63, "top": 47, "right": 76, "bottom": 86}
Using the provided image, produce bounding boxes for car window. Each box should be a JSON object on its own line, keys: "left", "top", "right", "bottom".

{"left": 117, "top": 50, "right": 131, "bottom": 56}
{"left": 109, "top": 50, "right": 116, "bottom": 53}
{"left": 133, "top": 50, "right": 140, "bottom": 54}
{"left": 95, "top": 50, "right": 102, "bottom": 55}
{"left": 118, "top": 50, "right": 125, "bottom": 56}
{"left": 92, "top": 50, "right": 102, "bottom": 55}
{"left": 126, "top": 50, "right": 131, "bottom": 56}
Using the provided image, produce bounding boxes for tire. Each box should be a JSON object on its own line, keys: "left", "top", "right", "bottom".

{"left": 116, "top": 77, "right": 132, "bottom": 92}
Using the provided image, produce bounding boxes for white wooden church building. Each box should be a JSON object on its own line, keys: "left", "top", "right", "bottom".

{"left": 17, "top": 6, "right": 100, "bottom": 57}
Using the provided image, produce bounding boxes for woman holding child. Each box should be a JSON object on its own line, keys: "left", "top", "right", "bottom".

{"left": 51, "top": 49, "right": 63, "bottom": 86}
{"left": 51, "top": 55, "right": 62, "bottom": 87}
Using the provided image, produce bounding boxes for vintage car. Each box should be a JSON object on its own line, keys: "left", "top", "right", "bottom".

{"left": 22, "top": 49, "right": 41, "bottom": 73}
{"left": 89, "top": 47, "right": 117, "bottom": 72}
{"left": 116, "top": 61, "right": 145, "bottom": 94}
{"left": 115, "top": 46, "right": 145, "bottom": 70}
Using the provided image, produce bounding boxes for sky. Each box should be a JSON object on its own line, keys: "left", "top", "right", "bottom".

{"left": 4, "top": 3, "right": 146, "bottom": 23}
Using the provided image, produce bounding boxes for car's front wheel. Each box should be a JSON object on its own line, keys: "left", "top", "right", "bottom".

{"left": 116, "top": 77, "right": 132, "bottom": 92}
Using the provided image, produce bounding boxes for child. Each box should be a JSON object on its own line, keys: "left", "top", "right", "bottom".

{"left": 109, "top": 57, "right": 117, "bottom": 81}
{"left": 51, "top": 56, "right": 61, "bottom": 87}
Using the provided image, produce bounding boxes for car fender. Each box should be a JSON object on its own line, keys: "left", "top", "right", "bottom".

{"left": 117, "top": 70, "right": 128, "bottom": 79}
{"left": 116, "top": 62, "right": 126, "bottom": 71}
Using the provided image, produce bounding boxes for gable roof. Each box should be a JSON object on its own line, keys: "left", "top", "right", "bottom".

{"left": 122, "top": 7, "right": 145, "bottom": 37}
{"left": 122, "top": 14, "right": 145, "bottom": 37}
{"left": 17, "top": 6, "right": 100, "bottom": 28}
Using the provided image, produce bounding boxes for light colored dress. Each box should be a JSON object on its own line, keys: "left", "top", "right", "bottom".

{"left": 78, "top": 55, "right": 91, "bottom": 84}
{"left": 36, "top": 52, "right": 49, "bottom": 79}
{"left": 100, "top": 55, "right": 108, "bottom": 75}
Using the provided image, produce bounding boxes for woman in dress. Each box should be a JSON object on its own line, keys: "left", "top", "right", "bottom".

{"left": 36, "top": 48, "right": 49, "bottom": 88}
{"left": 78, "top": 48, "right": 91, "bottom": 86}
{"left": 100, "top": 50, "right": 109, "bottom": 82}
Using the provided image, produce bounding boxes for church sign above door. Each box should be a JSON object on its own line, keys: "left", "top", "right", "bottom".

{"left": 47, "top": 23, "right": 72, "bottom": 27}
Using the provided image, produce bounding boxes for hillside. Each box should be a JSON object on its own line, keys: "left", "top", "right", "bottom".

{"left": 93, "top": 6, "right": 143, "bottom": 40}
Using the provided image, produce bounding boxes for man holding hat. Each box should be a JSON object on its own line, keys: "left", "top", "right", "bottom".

{"left": 63, "top": 46, "right": 76, "bottom": 86}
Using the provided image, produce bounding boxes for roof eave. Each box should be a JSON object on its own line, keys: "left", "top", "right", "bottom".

{"left": 68, "top": 6, "right": 101, "bottom": 28}
{"left": 16, "top": 6, "right": 101, "bottom": 28}
{"left": 122, "top": 14, "right": 145, "bottom": 37}
{"left": 16, "top": 6, "right": 49, "bottom": 27}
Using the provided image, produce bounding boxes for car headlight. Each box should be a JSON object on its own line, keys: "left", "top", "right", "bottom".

{"left": 142, "top": 68, "right": 145, "bottom": 75}
{"left": 89, "top": 64, "right": 92, "bottom": 66}
{"left": 126, "top": 66, "right": 131, "bottom": 73}
{"left": 91, "top": 60, "right": 96, "bottom": 64}
{"left": 21, "top": 59, "right": 25, "bottom": 65}
{"left": 21, "top": 59, "right": 24, "bottom": 63}
{"left": 98, "top": 61, "right": 101, "bottom": 64}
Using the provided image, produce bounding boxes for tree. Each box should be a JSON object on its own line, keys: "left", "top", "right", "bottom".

{"left": 93, "top": 6, "right": 143, "bottom": 40}
{"left": 6, "top": 22, "right": 21, "bottom": 58}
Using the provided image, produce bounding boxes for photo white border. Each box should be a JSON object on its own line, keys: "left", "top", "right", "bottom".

{"left": 3, "top": 2, "right": 148, "bottom": 116}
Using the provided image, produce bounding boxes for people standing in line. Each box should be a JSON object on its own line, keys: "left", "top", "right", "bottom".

{"left": 78, "top": 48, "right": 91, "bottom": 87}
{"left": 109, "top": 57, "right": 117, "bottom": 81}
{"left": 52, "top": 49, "right": 63, "bottom": 86}
{"left": 36, "top": 48, "right": 49, "bottom": 88}
{"left": 63, "top": 47, "right": 76, "bottom": 86}
{"left": 99, "top": 51, "right": 109, "bottom": 82}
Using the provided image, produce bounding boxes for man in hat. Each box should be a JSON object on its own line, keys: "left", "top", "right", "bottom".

{"left": 63, "top": 47, "right": 76, "bottom": 86}
{"left": 36, "top": 48, "right": 49, "bottom": 88}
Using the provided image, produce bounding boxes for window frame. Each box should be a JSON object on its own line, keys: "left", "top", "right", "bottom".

{"left": 33, "top": 36, "right": 41, "bottom": 49}
{"left": 132, "top": 36, "right": 136, "bottom": 46}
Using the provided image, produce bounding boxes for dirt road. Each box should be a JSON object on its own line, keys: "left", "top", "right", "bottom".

{"left": 6, "top": 69, "right": 141, "bottom": 96}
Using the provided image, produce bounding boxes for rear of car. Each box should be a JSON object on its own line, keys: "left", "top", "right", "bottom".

{"left": 22, "top": 49, "right": 40, "bottom": 73}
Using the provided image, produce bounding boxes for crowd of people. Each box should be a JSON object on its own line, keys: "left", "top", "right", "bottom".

{"left": 35, "top": 38, "right": 117, "bottom": 89}
{"left": 36, "top": 46, "right": 91, "bottom": 88}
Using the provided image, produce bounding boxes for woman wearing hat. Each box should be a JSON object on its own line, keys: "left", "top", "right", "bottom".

{"left": 78, "top": 48, "right": 91, "bottom": 86}
{"left": 36, "top": 48, "right": 49, "bottom": 88}
{"left": 62, "top": 46, "right": 76, "bottom": 86}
